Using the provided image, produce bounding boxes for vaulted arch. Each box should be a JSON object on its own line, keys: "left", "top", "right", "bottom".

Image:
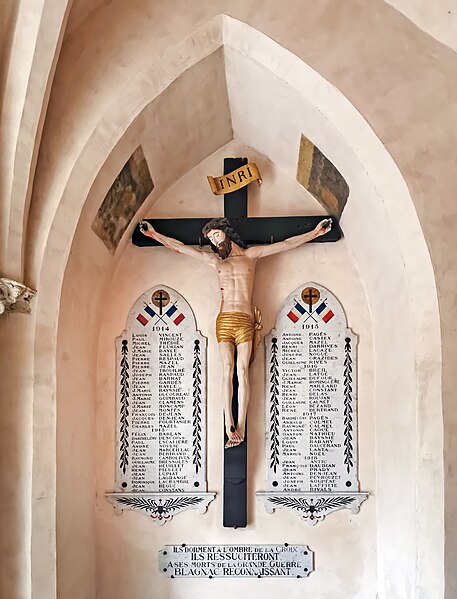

{"left": 24, "top": 12, "right": 443, "bottom": 599}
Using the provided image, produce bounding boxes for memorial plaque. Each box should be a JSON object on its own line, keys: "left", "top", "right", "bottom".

{"left": 257, "top": 283, "right": 367, "bottom": 524}
{"left": 159, "top": 544, "right": 314, "bottom": 578}
{"left": 106, "top": 285, "right": 215, "bottom": 524}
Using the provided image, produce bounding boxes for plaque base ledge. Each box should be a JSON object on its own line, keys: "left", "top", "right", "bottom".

{"left": 105, "top": 492, "right": 216, "bottom": 525}
{"left": 256, "top": 491, "right": 369, "bottom": 526}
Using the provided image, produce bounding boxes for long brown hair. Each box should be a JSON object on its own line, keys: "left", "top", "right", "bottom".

{"left": 201, "top": 218, "right": 247, "bottom": 254}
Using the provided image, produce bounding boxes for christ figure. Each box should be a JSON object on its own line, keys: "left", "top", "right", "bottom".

{"left": 140, "top": 217, "right": 331, "bottom": 448}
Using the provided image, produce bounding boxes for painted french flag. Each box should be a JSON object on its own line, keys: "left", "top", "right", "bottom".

{"left": 166, "top": 304, "right": 185, "bottom": 326}
{"left": 136, "top": 313, "right": 148, "bottom": 326}
{"left": 287, "top": 302, "right": 306, "bottom": 323}
{"left": 144, "top": 305, "right": 156, "bottom": 318}
{"left": 173, "top": 313, "right": 185, "bottom": 326}
{"left": 315, "top": 301, "right": 327, "bottom": 315}
{"left": 136, "top": 303, "right": 157, "bottom": 326}
{"left": 322, "top": 310, "right": 334, "bottom": 323}
{"left": 315, "top": 301, "right": 334, "bottom": 323}
{"left": 165, "top": 305, "right": 177, "bottom": 318}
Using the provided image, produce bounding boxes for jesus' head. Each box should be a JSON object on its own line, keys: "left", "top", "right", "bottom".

{"left": 201, "top": 218, "right": 247, "bottom": 260}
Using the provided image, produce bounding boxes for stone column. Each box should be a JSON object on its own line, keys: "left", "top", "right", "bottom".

{"left": 0, "top": 279, "right": 36, "bottom": 599}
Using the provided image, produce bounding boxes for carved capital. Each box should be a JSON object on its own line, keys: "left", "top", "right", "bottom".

{"left": 0, "top": 278, "right": 36, "bottom": 315}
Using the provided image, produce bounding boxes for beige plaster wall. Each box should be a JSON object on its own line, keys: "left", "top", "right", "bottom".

{"left": 65, "top": 0, "right": 457, "bottom": 55}
{"left": 65, "top": 0, "right": 103, "bottom": 34}
{"left": 384, "top": 0, "right": 457, "bottom": 53}
{"left": 92, "top": 142, "right": 377, "bottom": 599}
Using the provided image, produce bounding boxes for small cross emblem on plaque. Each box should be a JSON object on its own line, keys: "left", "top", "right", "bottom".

{"left": 301, "top": 287, "right": 320, "bottom": 312}
{"left": 152, "top": 289, "right": 170, "bottom": 315}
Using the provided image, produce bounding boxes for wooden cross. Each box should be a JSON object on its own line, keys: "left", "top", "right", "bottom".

{"left": 132, "top": 157, "right": 341, "bottom": 528}
{"left": 132, "top": 158, "right": 341, "bottom": 249}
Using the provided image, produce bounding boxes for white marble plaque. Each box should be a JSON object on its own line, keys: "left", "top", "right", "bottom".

{"left": 106, "top": 285, "right": 215, "bottom": 523}
{"left": 257, "top": 283, "right": 367, "bottom": 524}
{"left": 159, "top": 544, "right": 314, "bottom": 578}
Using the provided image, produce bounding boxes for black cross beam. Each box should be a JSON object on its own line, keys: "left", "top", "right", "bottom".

{"left": 131, "top": 159, "right": 341, "bottom": 248}
{"left": 132, "top": 157, "right": 341, "bottom": 528}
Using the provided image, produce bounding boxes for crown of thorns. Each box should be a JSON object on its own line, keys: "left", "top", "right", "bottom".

{"left": 202, "top": 218, "right": 248, "bottom": 249}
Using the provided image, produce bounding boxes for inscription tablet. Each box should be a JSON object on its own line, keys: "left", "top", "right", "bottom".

{"left": 159, "top": 544, "right": 314, "bottom": 578}
{"left": 106, "top": 285, "right": 215, "bottom": 523}
{"left": 257, "top": 283, "right": 367, "bottom": 524}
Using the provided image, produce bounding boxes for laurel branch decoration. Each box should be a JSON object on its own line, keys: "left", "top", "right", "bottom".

{"left": 268, "top": 495, "right": 355, "bottom": 520}
{"left": 119, "top": 339, "right": 130, "bottom": 474}
{"left": 192, "top": 340, "right": 202, "bottom": 473}
{"left": 343, "top": 337, "right": 354, "bottom": 473}
{"left": 115, "top": 495, "right": 204, "bottom": 521}
{"left": 269, "top": 337, "right": 280, "bottom": 473}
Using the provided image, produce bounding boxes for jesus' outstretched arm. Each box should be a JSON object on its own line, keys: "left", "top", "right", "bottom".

{"left": 245, "top": 218, "right": 332, "bottom": 260}
{"left": 139, "top": 220, "right": 216, "bottom": 265}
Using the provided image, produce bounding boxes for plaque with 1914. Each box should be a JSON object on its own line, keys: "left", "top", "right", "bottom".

{"left": 105, "top": 285, "right": 215, "bottom": 524}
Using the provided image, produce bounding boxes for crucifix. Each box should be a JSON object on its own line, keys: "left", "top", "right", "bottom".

{"left": 133, "top": 157, "right": 341, "bottom": 527}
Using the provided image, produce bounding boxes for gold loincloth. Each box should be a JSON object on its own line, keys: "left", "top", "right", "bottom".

{"left": 216, "top": 307, "right": 262, "bottom": 364}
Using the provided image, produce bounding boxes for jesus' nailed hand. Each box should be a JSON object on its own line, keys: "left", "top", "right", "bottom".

{"left": 139, "top": 216, "right": 332, "bottom": 448}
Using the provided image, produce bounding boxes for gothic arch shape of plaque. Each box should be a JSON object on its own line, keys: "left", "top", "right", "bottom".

{"left": 106, "top": 285, "right": 215, "bottom": 524}
{"left": 256, "top": 283, "right": 368, "bottom": 525}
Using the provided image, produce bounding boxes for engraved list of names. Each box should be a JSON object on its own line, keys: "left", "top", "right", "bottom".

{"left": 265, "top": 283, "right": 358, "bottom": 494}
{"left": 115, "top": 285, "right": 208, "bottom": 493}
